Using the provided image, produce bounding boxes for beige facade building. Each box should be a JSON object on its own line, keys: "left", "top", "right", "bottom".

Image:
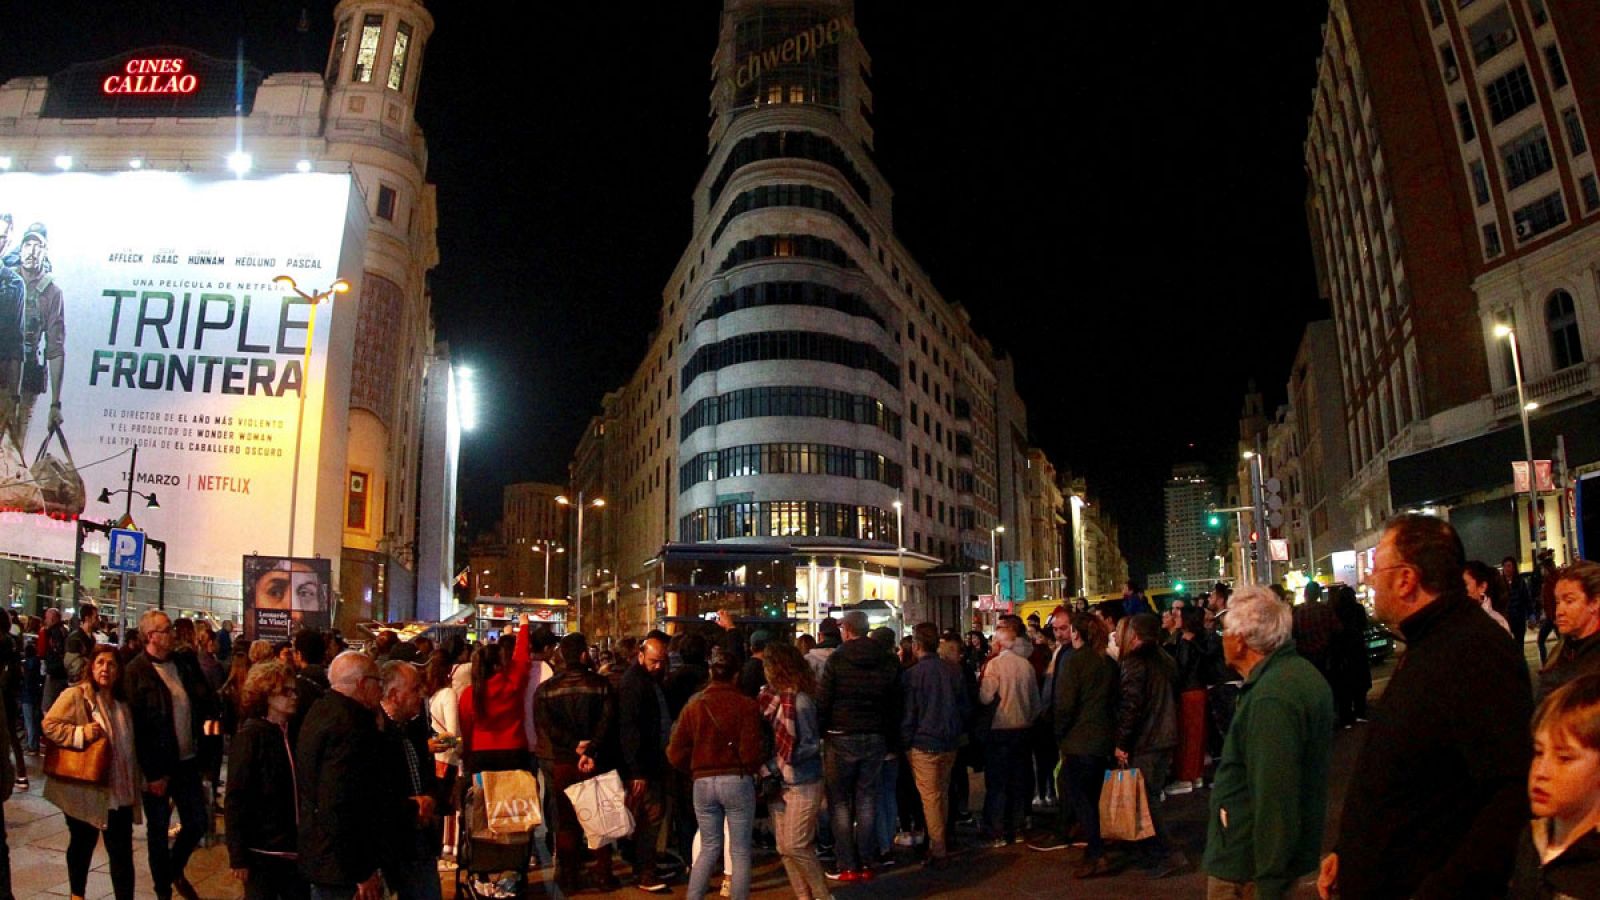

{"left": 0, "top": 0, "right": 450, "bottom": 628}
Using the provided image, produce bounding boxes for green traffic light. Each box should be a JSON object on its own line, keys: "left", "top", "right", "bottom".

{"left": 1174, "top": 582, "right": 1185, "bottom": 593}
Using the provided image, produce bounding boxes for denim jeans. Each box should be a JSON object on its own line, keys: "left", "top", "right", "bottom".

{"left": 142, "top": 759, "right": 209, "bottom": 900}
{"left": 20, "top": 701, "right": 39, "bottom": 753}
{"left": 874, "top": 751, "right": 898, "bottom": 855}
{"left": 687, "top": 775, "right": 754, "bottom": 900}
{"left": 982, "top": 728, "right": 1029, "bottom": 840}
{"left": 823, "top": 733, "right": 885, "bottom": 872}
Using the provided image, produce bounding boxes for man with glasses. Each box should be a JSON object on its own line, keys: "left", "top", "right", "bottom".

{"left": 124, "top": 610, "right": 220, "bottom": 900}
{"left": 1317, "top": 515, "right": 1532, "bottom": 899}
{"left": 299, "top": 651, "right": 425, "bottom": 900}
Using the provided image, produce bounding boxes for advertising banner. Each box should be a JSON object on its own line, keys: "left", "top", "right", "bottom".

{"left": 242, "top": 555, "right": 332, "bottom": 641}
{"left": 0, "top": 172, "right": 355, "bottom": 579}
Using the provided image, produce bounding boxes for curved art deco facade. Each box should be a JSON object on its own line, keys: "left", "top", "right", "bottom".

{"left": 586, "top": 0, "right": 1009, "bottom": 633}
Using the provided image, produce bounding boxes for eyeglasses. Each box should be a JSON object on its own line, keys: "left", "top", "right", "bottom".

{"left": 146, "top": 626, "right": 172, "bottom": 636}
{"left": 1369, "top": 563, "right": 1416, "bottom": 577}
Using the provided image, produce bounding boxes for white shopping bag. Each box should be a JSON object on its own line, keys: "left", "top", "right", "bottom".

{"left": 563, "top": 769, "right": 635, "bottom": 850}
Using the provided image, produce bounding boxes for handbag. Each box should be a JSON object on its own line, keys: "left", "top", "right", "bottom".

{"left": 563, "top": 769, "right": 635, "bottom": 850}
{"left": 43, "top": 697, "right": 112, "bottom": 786}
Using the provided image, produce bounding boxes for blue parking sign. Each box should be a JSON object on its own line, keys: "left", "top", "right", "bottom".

{"left": 105, "top": 528, "right": 146, "bottom": 575}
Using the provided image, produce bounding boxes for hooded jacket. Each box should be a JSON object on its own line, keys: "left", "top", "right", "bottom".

{"left": 817, "top": 636, "right": 901, "bottom": 739}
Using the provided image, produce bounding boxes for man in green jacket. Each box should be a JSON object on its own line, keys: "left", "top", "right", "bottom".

{"left": 1203, "top": 585, "right": 1335, "bottom": 899}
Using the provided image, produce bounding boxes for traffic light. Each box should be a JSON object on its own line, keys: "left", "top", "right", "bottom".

{"left": 1203, "top": 511, "right": 1223, "bottom": 532}
{"left": 1173, "top": 581, "right": 1186, "bottom": 594}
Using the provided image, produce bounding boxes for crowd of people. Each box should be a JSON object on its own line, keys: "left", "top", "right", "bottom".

{"left": 0, "top": 513, "right": 1594, "bottom": 898}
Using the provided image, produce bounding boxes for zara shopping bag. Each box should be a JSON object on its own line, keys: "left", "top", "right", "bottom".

{"left": 475, "top": 769, "right": 542, "bottom": 837}
{"left": 1098, "top": 767, "right": 1155, "bottom": 842}
{"left": 563, "top": 769, "right": 635, "bottom": 850}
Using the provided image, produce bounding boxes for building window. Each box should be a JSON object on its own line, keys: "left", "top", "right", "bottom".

{"left": 710, "top": 183, "right": 870, "bottom": 247}
{"left": 679, "top": 386, "right": 900, "bottom": 441}
{"left": 1485, "top": 65, "right": 1537, "bottom": 124}
{"left": 377, "top": 184, "right": 398, "bottom": 220}
{"left": 1564, "top": 107, "right": 1588, "bottom": 154}
{"left": 1426, "top": 0, "right": 1444, "bottom": 27}
{"left": 1500, "top": 126, "right": 1554, "bottom": 189}
{"left": 1470, "top": 159, "right": 1491, "bottom": 205}
{"left": 353, "top": 13, "right": 384, "bottom": 83}
{"left": 1440, "top": 44, "right": 1459, "bottom": 82}
{"left": 1530, "top": 0, "right": 1548, "bottom": 26}
{"left": 1483, "top": 222, "right": 1503, "bottom": 257}
{"left": 1581, "top": 174, "right": 1600, "bottom": 212}
{"left": 346, "top": 471, "right": 370, "bottom": 530}
{"left": 328, "top": 17, "right": 352, "bottom": 83}
{"left": 387, "top": 21, "right": 413, "bottom": 91}
{"left": 1547, "top": 289, "right": 1584, "bottom": 369}
{"left": 1512, "top": 191, "right": 1566, "bottom": 240}
{"left": 1545, "top": 45, "right": 1568, "bottom": 89}
{"left": 680, "top": 330, "right": 900, "bottom": 390}
{"left": 707, "top": 130, "right": 872, "bottom": 208}
{"left": 717, "top": 233, "right": 857, "bottom": 273}
{"left": 1467, "top": 5, "right": 1517, "bottom": 65}
{"left": 699, "top": 280, "right": 885, "bottom": 329}
{"left": 1457, "top": 102, "right": 1477, "bottom": 143}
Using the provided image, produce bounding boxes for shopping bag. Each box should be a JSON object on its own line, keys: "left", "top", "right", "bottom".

{"left": 563, "top": 769, "right": 635, "bottom": 850}
{"left": 1098, "top": 767, "right": 1155, "bottom": 842}
{"left": 476, "top": 769, "right": 541, "bottom": 835}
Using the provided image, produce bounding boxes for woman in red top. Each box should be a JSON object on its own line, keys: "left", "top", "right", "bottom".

{"left": 458, "top": 614, "right": 532, "bottom": 774}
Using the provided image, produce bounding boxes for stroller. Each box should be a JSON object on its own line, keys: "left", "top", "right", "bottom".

{"left": 457, "top": 771, "right": 539, "bottom": 900}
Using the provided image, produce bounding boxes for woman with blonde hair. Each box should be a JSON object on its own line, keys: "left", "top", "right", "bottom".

{"left": 43, "top": 644, "right": 141, "bottom": 900}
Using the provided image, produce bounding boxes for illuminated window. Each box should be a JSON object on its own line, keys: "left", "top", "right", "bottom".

{"left": 328, "top": 18, "right": 352, "bottom": 83}
{"left": 353, "top": 13, "right": 384, "bottom": 84}
{"left": 388, "top": 22, "right": 413, "bottom": 91}
{"left": 347, "top": 471, "right": 370, "bottom": 530}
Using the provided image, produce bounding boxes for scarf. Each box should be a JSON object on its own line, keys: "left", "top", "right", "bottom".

{"left": 759, "top": 685, "right": 797, "bottom": 767}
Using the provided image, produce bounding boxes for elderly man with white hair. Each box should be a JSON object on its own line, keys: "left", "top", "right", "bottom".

{"left": 1201, "top": 585, "right": 1335, "bottom": 900}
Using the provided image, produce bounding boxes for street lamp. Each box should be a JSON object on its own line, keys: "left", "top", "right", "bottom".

{"left": 990, "top": 524, "right": 1005, "bottom": 598}
{"left": 1243, "top": 449, "right": 1271, "bottom": 585}
{"left": 556, "top": 493, "right": 605, "bottom": 632}
{"left": 273, "top": 274, "right": 351, "bottom": 558}
{"left": 530, "top": 539, "right": 564, "bottom": 599}
{"left": 1495, "top": 323, "right": 1542, "bottom": 558}
{"left": 892, "top": 498, "right": 904, "bottom": 623}
{"left": 1068, "top": 495, "right": 1088, "bottom": 598}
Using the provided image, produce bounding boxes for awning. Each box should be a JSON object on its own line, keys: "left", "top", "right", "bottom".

{"left": 1388, "top": 398, "right": 1600, "bottom": 508}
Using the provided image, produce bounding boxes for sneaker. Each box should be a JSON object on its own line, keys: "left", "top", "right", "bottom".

{"left": 875, "top": 852, "right": 897, "bottom": 868}
{"left": 825, "top": 869, "right": 851, "bottom": 882}
{"left": 13, "top": 777, "right": 26, "bottom": 791}
{"left": 980, "top": 836, "right": 1009, "bottom": 850}
{"left": 637, "top": 877, "right": 670, "bottom": 894}
{"left": 1026, "top": 837, "right": 1072, "bottom": 852}
{"left": 893, "top": 831, "right": 917, "bottom": 848}
{"left": 1165, "top": 780, "right": 1194, "bottom": 795}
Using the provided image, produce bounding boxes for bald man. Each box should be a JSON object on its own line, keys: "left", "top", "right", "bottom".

{"left": 377, "top": 661, "right": 443, "bottom": 900}
{"left": 299, "top": 651, "right": 423, "bottom": 900}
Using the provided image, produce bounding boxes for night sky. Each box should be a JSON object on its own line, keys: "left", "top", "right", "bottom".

{"left": 6, "top": 1, "right": 1332, "bottom": 581}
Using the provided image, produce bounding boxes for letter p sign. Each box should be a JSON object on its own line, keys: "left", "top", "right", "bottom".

{"left": 106, "top": 528, "right": 146, "bottom": 575}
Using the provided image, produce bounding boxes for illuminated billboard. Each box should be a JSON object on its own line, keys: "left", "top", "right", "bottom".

{"left": 0, "top": 171, "right": 363, "bottom": 579}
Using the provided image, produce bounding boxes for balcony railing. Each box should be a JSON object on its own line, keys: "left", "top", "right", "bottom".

{"left": 1491, "top": 360, "right": 1598, "bottom": 416}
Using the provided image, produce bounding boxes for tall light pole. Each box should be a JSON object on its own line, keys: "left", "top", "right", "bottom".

{"left": 273, "top": 274, "right": 351, "bottom": 558}
{"left": 1069, "top": 495, "right": 1088, "bottom": 598}
{"left": 990, "top": 524, "right": 1005, "bottom": 599}
{"left": 531, "top": 539, "right": 563, "bottom": 598}
{"left": 892, "top": 497, "right": 904, "bottom": 623}
{"left": 1243, "top": 450, "right": 1271, "bottom": 585}
{"left": 556, "top": 493, "right": 604, "bottom": 632}
{"left": 1495, "top": 323, "right": 1542, "bottom": 559}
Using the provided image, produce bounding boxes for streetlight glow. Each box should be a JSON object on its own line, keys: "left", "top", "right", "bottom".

{"left": 1494, "top": 323, "right": 1513, "bottom": 338}
{"left": 54, "top": 155, "right": 73, "bottom": 170}
{"left": 227, "top": 151, "right": 252, "bottom": 176}
{"left": 457, "top": 366, "right": 478, "bottom": 432}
